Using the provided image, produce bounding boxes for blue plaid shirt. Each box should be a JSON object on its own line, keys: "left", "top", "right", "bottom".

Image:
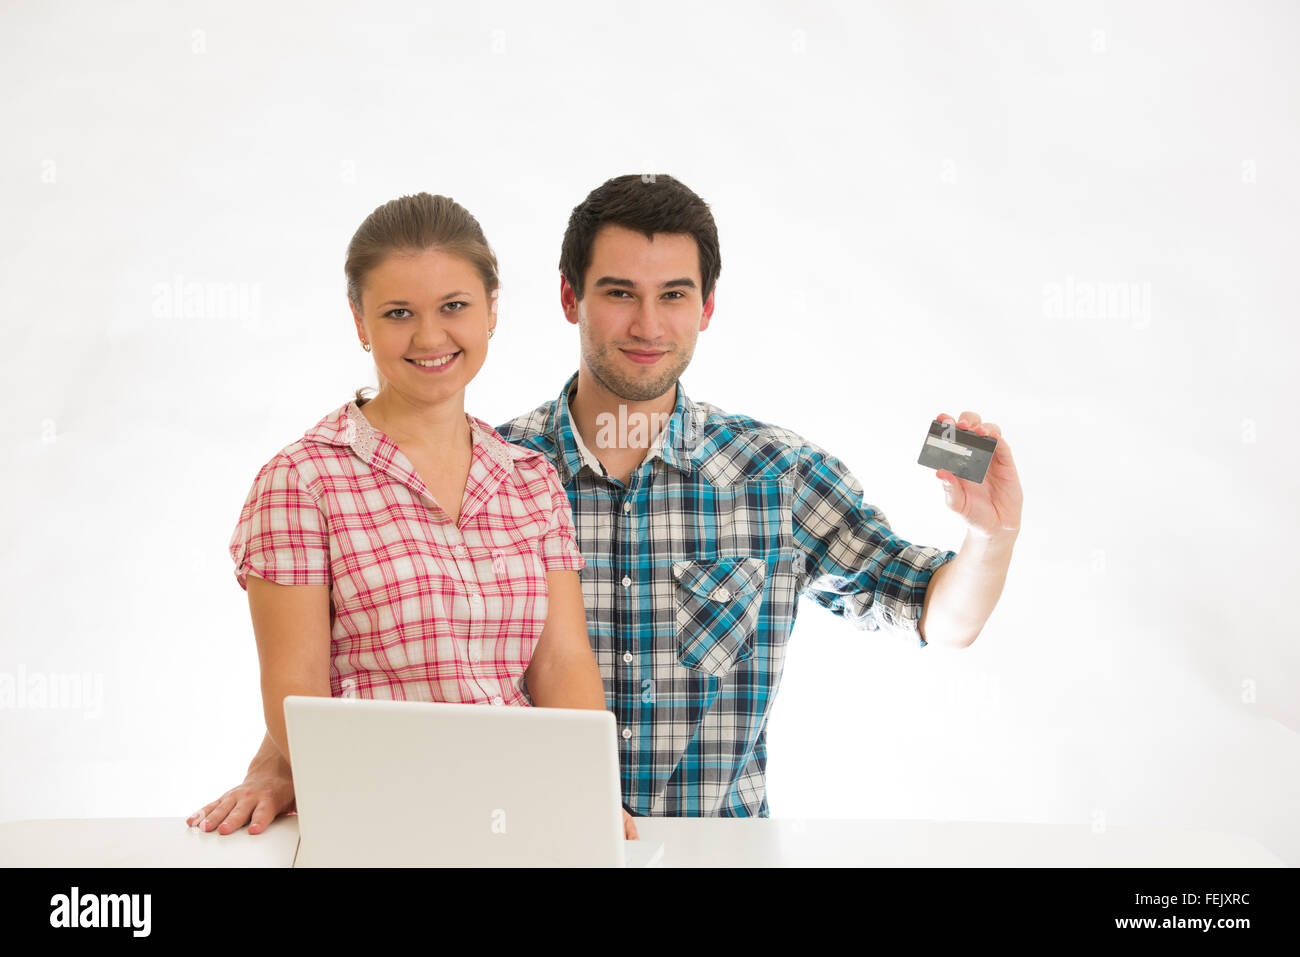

{"left": 498, "top": 371, "right": 957, "bottom": 816}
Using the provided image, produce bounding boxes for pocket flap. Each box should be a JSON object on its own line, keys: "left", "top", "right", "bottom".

{"left": 670, "top": 557, "right": 764, "bottom": 602}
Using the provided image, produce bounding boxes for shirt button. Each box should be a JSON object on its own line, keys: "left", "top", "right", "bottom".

{"left": 492, "top": 696, "right": 504, "bottom": 706}
{"left": 621, "top": 576, "right": 631, "bottom": 587}
{"left": 623, "top": 501, "right": 631, "bottom": 513}
{"left": 621, "top": 727, "right": 632, "bottom": 739}
{"left": 469, "top": 593, "right": 482, "bottom": 604}
{"left": 712, "top": 587, "right": 731, "bottom": 601}
{"left": 469, "top": 646, "right": 481, "bottom": 662}
{"left": 622, "top": 651, "right": 633, "bottom": 664}
{"left": 454, "top": 544, "right": 467, "bottom": 557}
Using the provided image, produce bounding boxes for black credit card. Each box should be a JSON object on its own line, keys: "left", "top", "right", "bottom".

{"left": 917, "top": 419, "right": 997, "bottom": 483}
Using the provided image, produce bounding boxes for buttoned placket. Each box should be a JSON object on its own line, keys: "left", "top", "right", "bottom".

{"left": 570, "top": 416, "right": 639, "bottom": 758}
{"left": 559, "top": 389, "right": 687, "bottom": 806}
{"left": 613, "top": 461, "right": 659, "bottom": 765}
{"left": 441, "top": 430, "right": 506, "bottom": 704}
{"left": 345, "top": 405, "right": 503, "bottom": 705}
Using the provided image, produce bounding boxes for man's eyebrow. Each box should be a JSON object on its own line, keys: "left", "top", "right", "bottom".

{"left": 377, "top": 291, "right": 473, "bottom": 307}
{"left": 591, "top": 277, "right": 697, "bottom": 289}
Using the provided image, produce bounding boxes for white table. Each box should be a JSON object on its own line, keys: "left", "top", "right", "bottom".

{"left": 0, "top": 815, "right": 1284, "bottom": 866}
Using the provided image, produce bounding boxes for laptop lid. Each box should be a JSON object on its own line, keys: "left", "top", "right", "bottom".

{"left": 284, "top": 696, "right": 632, "bottom": 867}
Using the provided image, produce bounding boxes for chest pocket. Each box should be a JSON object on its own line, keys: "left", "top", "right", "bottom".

{"left": 671, "top": 556, "right": 766, "bottom": 677}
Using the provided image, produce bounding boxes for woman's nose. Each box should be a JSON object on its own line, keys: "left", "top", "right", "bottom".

{"left": 412, "top": 317, "right": 454, "bottom": 348}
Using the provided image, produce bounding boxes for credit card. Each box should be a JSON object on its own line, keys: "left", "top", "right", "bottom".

{"left": 917, "top": 419, "right": 997, "bottom": 483}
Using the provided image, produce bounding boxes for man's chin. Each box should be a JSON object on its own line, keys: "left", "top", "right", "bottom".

{"left": 604, "top": 366, "right": 684, "bottom": 403}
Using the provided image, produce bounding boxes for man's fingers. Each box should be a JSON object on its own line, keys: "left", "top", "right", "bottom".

{"left": 939, "top": 471, "right": 966, "bottom": 511}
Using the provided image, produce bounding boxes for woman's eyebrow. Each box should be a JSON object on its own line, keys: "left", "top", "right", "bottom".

{"left": 378, "top": 291, "right": 474, "bottom": 307}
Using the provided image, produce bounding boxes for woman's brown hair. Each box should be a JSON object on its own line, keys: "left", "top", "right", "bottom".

{"left": 346, "top": 192, "right": 499, "bottom": 406}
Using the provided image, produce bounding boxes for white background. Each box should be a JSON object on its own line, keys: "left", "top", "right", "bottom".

{"left": 2, "top": 0, "right": 1297, "bottom": 863}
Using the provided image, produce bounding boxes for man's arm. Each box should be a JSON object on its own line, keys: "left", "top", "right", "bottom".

{"left": 919, "top": 411, "right": 1023, "bottom": 647}
{"left": 792, "top": 442, "right": 958, "bottom": 641}
{"left": 918, "top": 529, "right": 1018, "bottom": 648}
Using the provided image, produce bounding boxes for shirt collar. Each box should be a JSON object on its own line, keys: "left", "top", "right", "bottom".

{"left": 303, "top": 401, "right": 542, "bottom": 516}
{"left": 549, "top": 369, "right": 700, "bottom": 485}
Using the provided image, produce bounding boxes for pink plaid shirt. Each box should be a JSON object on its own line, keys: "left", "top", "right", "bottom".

{"left": 229, "top": 400, "right": 586, "bottom": 706}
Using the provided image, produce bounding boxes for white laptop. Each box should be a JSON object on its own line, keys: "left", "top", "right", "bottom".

{"left": 283, "top": 695, "right": 664, "bottom": 867}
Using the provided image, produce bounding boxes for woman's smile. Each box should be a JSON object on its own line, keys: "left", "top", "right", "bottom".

{"left": 404, "top": 350, "right": 462, "bottom": 372}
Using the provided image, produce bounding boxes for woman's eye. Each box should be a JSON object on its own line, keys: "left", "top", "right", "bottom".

{"left": 443, "top": 301, "right": 469, "bottom": 312}
{"left": 385, "top": 308, "right": 411, "bottom": 319}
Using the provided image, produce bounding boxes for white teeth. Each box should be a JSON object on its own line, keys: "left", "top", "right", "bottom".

{"left": 410, "top": 353, "right": 457, "bottom": 368}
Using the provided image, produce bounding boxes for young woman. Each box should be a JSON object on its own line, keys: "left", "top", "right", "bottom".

{"left": 190, "top": 193, "right": 635, "bottom": 839}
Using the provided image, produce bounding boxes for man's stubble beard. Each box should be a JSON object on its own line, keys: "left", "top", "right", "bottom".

{"left": 580, "top": 333, "right": 695, "bottom": 403}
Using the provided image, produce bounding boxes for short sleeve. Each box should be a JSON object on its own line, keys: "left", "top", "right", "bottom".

{"left": 536, "top": 460, "right": 586, "bottom": 573}
{"left": 228, "top": 454, "right": 330, "bottom": 591}
{"left": 792, "top": 443, "right": 956, "bottom": 647}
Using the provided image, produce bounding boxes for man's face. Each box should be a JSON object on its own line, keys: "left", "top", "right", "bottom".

{"left": 562, "top": 224, "right": 714, "bottom": 402}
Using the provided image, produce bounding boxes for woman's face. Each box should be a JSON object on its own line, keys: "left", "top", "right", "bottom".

{"left": 351, "top": 248, "right": 496, "bottom": 410}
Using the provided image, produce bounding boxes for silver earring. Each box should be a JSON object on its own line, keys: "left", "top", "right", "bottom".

{"left": 488, "top": 329, "right": 495, "bottom": 339}
{"left": 362, "top": 341, "right": 371, "bottom": 352}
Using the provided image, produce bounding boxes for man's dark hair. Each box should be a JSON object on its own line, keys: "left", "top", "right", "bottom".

{"left": 559, "top": 174, "right": 721, "bottom": 302}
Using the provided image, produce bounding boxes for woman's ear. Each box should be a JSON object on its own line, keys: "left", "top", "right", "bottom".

{"left": 349, "top": 297, "right": 367, "bottom": 339}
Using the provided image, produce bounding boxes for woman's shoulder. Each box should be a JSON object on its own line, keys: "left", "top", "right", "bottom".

{"left": 468, "top": 413, "right": 569, "bottom": 492}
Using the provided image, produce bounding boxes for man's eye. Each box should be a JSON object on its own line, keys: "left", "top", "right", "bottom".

{"left": 608, "top": 289, "right": 631, "bottom": 298}
{"left": 663, "top": 291, "right": 684, "bottom": 300}
{"left": 385, "top": 308, "right": 412, "bottom": 319}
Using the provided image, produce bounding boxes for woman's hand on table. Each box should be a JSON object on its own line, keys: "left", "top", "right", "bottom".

{"left": 186, "top": 769, "right": 296, "bottom": 835}
{"left": 186, "top": 733, "right": 296, "bottom": 835}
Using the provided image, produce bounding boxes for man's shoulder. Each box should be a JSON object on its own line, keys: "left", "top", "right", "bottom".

{"left": 495, "top": 399, "right": 560, "bottom": 457}
{"left": 686, "top": 398, "right": 827, "bottom": 483}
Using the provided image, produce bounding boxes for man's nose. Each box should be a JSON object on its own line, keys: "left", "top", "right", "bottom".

{"left": 628, "top": 300, "right": 666, "bottom": 341}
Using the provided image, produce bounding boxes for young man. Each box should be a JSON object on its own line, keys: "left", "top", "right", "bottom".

{"left": 190, "top": 174, "right": 1022, "bottom": 830}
